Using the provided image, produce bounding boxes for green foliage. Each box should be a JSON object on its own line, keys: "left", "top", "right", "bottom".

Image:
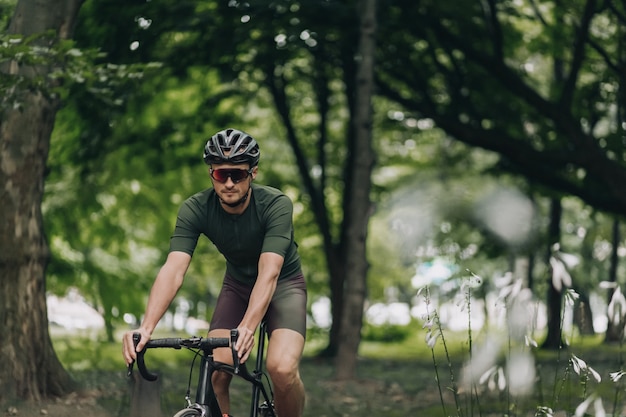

{"left": 0, "top": 0, "right": 14, "bottom": 27}
{"left": 46, "top": 0, "right": 361, "bottom": 339}
{"left": 361, "top": 322, "right": 412, "bottom": 343}
{"left": 36, "top": 0, "right": 626, "bottom": 360}
{"left": 0, "top": 30, "right": 159, "bottom": 112}
{"left": 53, "top": 334, "right": 122, "bottom": 373}
{"left": 377, "top": 0, "right": 626, "bottom": 216}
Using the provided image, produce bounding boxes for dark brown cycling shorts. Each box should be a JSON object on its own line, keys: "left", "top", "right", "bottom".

{"left": 209, "top": 272, "right": 307, "bottom": 338}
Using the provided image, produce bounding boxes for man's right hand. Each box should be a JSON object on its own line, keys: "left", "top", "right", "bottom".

{"left": 122, "top": 328, "right": 151, "bottom": 365}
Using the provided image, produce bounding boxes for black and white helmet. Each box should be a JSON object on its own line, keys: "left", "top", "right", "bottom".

{"left": 203, "top": 128, "right": 260, "bottom": 166}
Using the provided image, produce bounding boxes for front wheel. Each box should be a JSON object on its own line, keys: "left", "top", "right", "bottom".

{"left": 172, "top": 408, "right": 202, "bottom": 417}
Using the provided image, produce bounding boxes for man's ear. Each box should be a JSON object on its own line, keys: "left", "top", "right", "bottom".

{"left": 251, "top": 166, "right": 258, "bottom": 180}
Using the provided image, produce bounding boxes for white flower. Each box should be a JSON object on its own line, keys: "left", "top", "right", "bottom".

{"left": 478, "top": 365, "right": 506, "bottom": 391}
{"left": 593, "top": 397, "right": 606, "bottom": 417}
{"left": 525, "top": 335, "right": 538, "bottom": 347}
{"left": 554, "top": 250, "right": 580, "bottom": 268}
{"left": 455, "top": 292, "right": 468, "bottom": 311}
{"left": 425, "top": 330, "right": 439, "bottom": 348}
{"left": 494, "top": 272, "right": 514, "bottom": 288}
{"left": 599, "top": 281, "right": 618, "bottom": 290}
{"left": 574, "top": 396, "right": 593, "bottom": 417}
{"left": 550, "top": 256, "right": 572, "bottom": 291}
{"left": 570, "top": 354, "right": 601, "bottom": 382}
{"left": 589, "top": 366, "right": 602, "bottom": 383}
{"left": 564, "top": 289, "right": 579, "bottom": 307}
{"left": 571, "top": 354, "right": 587, "bottom": 375}
{"left": 610, "top": 370, "right": 626, "bottom": 382}
{"left": 478, "top": 365, "right": 498, "bottom": 385}
{"left": 535, "top": 406, "right": 554, "bottom": 417}
{"left": 422, "top": 318, "right": 435, "bottom": 330}
{"left": 416, "top": 286, "right": 428, "bottom": 297}
{"left": 460, "top": 338, "right": 502, "bottom": 392}
{"left": 497, "top": 276, "right": 524, "bottom": 302}
{"left": 465, "top": 271, "right": 483, "bottom": 289}
{"left": 607, "top": 287, "right": 626, "bottom": 325}
{"left": 574, "top": 396, "right": 605, "bottom": 417}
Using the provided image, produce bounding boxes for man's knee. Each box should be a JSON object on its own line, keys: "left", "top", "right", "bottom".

{"left": 267, "top": 360, "right": 300, "bottom": 390}
{"left": 265, "top": 329, "right": 305, "bottom": 392}
{"left": 212, "top": 370, "right": 232, "bottom": 393}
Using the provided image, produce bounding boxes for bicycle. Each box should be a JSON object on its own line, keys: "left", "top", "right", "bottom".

{"left": 127, "top": 321, "right": 277, "bottom": 417}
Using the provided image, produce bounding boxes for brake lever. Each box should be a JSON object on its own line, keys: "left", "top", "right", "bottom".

{"left": 126, "top": 333, "right": 141, "bottom": 377}
{"left": 230, "top": 329, "right": 240, "bottom": 374}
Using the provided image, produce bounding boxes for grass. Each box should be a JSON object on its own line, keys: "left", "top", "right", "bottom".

{"left": 51, "top": 331, "right": 441, "bottom": 416}
{"left": 46, "top": 271, "right": 626, "bottom": 417}
{"left": 47, "top": 324, "right": 626, "bottom": 417}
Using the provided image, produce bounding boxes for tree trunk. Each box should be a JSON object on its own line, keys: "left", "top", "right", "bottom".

{"left": 317, "top": 252, "right": 345, "bottom": 357}
{"left": 605, "top": 219, "right": 621, "bottom": 342}
{"left": 0, "top": 0, "right": 83, "bottom": 401}
{"left": 334, "top": 0, "right": 376, "bottom": 380}
{"left": 605, "top": 12, "right": 624, "bottom": 342}
{"left": 572, "top": 289, "right": 595, "bottom": 336}
{"left": 541, "top": 198, "right": 564, "bottom": 350}
{"left": 268, "top": 75, "right": 349, "bottom": 358}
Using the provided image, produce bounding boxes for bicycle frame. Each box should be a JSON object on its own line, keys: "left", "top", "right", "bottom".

{"left": 250, "top": 321, "right": 269, "bottom": 416}
{"left": 129, "top": 321, "right": 276, "bottom": 417}
{"left": 213, "top": 323, "right": 274, "bottom": 417}
{"left": 192, "top": 346, "right": 222, "bottom": 417}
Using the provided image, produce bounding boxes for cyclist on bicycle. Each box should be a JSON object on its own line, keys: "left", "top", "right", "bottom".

{"left": 122, "top": 128, "right": 307, "bottom": 417}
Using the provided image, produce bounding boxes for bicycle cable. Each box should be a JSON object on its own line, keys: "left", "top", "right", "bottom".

{"left": 261, "top": 370, "right": 274, "bottom": 399}
{"left": 184, "top": 348, "right": 202, "bottom": 407}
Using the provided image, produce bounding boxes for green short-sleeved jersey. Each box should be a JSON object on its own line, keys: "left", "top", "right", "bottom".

{"left": 169, "top": 183, "right": 301, "bottom": 285}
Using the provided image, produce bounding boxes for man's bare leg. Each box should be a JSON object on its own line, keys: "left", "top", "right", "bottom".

{"left": 266, "top": 329, "right": 306, "bottom": 417}
{"left": 209, "top": 329, "right": 233, "bottom": 415}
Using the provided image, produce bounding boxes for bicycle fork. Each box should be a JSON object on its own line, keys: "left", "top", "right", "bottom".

{"left": 192, "top": 354, "right": 222, "bottom": 417}
{"left": 249, "top": 322, "right": 276, "bottom": 417}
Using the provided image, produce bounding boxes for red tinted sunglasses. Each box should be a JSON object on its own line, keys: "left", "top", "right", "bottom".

{"left": 210, "top": 168, "right": 253, "bottom": 183}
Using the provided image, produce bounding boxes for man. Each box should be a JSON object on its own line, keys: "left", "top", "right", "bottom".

{"left": 122, "top": 128, "right": 307, "bottom": 417}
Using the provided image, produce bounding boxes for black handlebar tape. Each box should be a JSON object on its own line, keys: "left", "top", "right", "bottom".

{"left": 133, "top": 333, "right": 159, "bottom": 382}
{"left": 145, "top": 338, "right": 184, "bottom": 348}
{"left": 130, "top": 334, "right": 231, "bottom": 381}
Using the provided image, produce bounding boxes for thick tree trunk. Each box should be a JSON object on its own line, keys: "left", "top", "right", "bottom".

{"left": 334, "top": 0, "right": 376, "bottom": 380}
{"left": 0, "top": 0, "right": 83, "bottom": 401}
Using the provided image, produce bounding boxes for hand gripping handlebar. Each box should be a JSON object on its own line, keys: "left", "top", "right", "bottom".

{"left": 128, "top": 332, "right": 236, "bottom": 381}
